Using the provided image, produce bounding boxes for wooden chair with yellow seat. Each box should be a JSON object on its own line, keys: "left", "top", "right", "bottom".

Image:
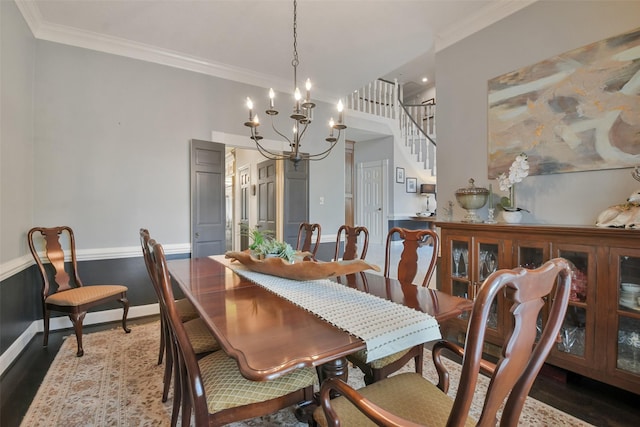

{"left": 149, "top": 239, "right": 317, "bottom": 427}
{"left": 333, "top": 225, "right": 369, "bottom": 261}
{"left": 347, "top": 227, "right": 439, "bottom": 384}
{"left": 27, "top": 226, "right": 131, "bottom": 357}
{"left": 139, "top": 228, "right": 220, "bottom": 426}
{"left": 296, "top": 222, "right": 321, "bottom": 260}
{"left": 315, "top": 258, "right": 573, "bottom": 427}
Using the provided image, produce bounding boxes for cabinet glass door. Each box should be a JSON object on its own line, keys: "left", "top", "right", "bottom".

{"left": 515, "top": 241, "right": 549, "bottom": 269}
{"left": 451, "top": 239, "right": 471, "bottom": 300}
{"left": 478, "top": 242, "right": 499, "bottom": 329}
{"left": 474, "top": 238, "right": 506, "bottom": 340}
{"left": 614, "top": 251, "right": 640, "bottom": 378}
{"left": 550, "top": 245, "right": 595, "bottom": 368}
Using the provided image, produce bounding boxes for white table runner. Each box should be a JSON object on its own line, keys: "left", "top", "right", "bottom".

{"left": 211, "top": 255, "right": 441, "bottom": 362}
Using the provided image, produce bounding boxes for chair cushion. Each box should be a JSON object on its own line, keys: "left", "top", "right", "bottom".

{"left": 200, "top": 351, "right": 317, "bottom": 413}
{"left": 183, "top": 318, "right": 221, "bottom": 354}
{"left": 175, "top": 298, "right": 199, "bottom": 322}
{"left": 348, "top": 347, "right": 411, "bottom": 369}
{"left": 45, "top": 285, "right": 127, "bottom": 306}
{"left": 313, "top": 372, "right": 476, "bottom": 427}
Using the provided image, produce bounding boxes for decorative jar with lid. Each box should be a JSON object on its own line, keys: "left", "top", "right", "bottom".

{"left": 455, "top": 178, "right": 489, "bottom": 223}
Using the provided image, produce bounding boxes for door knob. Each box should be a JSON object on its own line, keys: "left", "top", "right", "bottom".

{"left": 195, "top": 232, "right": 200, "bottom": 238}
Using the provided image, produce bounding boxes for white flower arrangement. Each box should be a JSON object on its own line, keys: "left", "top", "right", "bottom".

{"left": 497, "top": 153, "right": 529, "bottom": 211}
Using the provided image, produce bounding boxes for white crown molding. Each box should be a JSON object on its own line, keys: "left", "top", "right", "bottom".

{"left": 13, "top": 1, "right": 346, "bottom": 100}
{"left": 0, "top": 243, "right": 191, "bottom": 282}
{"left": 16, "top": 0, "right": 533, "bottom": 102}
{"left": 436, "top": 0, "right": 539, "bottom": 52}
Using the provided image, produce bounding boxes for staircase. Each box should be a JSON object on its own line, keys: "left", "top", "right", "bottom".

{"left": 345, "top": 78, "right": 436, "bottom": 176}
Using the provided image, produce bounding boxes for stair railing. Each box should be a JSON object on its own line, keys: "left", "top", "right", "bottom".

{"left": 345, "top": 78, "right": 398, "bottom": 119}
{"left": 399, "top": 100, "right": 436, "bottom": 174}
{"left": 346, "top": 78, "right": 436, "bottom": 175}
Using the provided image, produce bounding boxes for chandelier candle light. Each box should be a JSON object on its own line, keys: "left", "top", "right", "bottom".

{"left": 244, "top": 0, "right": 346, "bottom": 169}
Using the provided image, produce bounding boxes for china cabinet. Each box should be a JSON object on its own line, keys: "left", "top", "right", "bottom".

{"left": 436, "top": 222, "right": 640, "bottom": 395}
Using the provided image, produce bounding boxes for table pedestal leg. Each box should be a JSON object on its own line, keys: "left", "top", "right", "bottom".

{"left": 294, "top": 356, "right": 349, "bottom": 423}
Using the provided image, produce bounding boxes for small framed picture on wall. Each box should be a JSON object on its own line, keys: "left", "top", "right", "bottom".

{"left": 406, "top": 177, "right": 417, "bottom": 193}
{"left": 396, "top": 167, "right": 405, "bottom": 184}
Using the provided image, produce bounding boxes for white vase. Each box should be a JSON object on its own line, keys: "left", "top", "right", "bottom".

{"left": 502, "top": 210, "right": 522, "bottom": 224}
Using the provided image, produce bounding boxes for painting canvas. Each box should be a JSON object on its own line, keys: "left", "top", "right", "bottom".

{"left": 488, "top": 27, "right": 640, "bottom": 178}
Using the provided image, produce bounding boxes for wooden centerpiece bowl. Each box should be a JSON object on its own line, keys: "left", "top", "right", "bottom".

{"left": 224, "top": 251, "right": 381, "bottom": 281}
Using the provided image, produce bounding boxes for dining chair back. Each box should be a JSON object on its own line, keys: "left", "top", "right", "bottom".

{"left": 347, "top": 227, "right": 440, "bottom": 384}
{"left": 384, "top": 227, "right": 439, "bottom": 287}
{"left": 27, "top": 226, "right": 130, "bottom": 357}
{"left": 140, "top": 228, "right": 217, "bottom": 427}
{"left": 333, "top": 225, "right": 369, "bottom": 261}
{"left": 140, "top": 228, "right": 177, "bottom": 408}
{"left": 296, "top": 222, "right": 321, "bottom": 259}
{"left": 316, "top": 258, "right": 574, "bottom": 427}
{"left": 149, "top": 239, "right": 317, "bottom": 427}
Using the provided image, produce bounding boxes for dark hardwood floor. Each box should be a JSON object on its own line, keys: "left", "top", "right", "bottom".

{"left": 1, "top": 316, "right": 638, "bottom": 427}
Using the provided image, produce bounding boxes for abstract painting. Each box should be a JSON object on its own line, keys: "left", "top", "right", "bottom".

{"left": 488, "top": 27, "right": 640, "bottom": 178}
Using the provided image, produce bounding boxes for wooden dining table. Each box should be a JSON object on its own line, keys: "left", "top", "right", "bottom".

{"left": 167, "top": 256, "right": 473, "bottom": 384}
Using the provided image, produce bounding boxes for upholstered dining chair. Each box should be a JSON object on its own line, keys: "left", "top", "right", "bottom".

{"left": 296, "top": 222, "right": 321, "bottom": 260}
{"left": 149, "top": 239, "right": 317, "bottom": 427}
{"left": 139, "top": 228, "right": 219, "bottom": 415}
{"left": 333, "top": 225, "right": 369, "bottom": 261}
{"left": 315, "top": 258, "right": 573, "bottom": 427}
{"left": 27, "top": 226, "right": 130, "bottom": 357}
{"left": 348, "top": 227, "right": 439, "bottom": 384}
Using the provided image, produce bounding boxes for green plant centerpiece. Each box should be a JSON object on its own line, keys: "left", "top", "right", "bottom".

{"left": 243, "top": 226, "right": 296, "bottom": 263}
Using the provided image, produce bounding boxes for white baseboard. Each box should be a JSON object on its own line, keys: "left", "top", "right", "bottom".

{"left": 0, "top": 303, "right": 159, "bottom": 376}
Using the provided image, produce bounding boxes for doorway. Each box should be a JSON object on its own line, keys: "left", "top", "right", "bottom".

{"left": 357, "top": 159, "right": 388, "bottom": 245}
{"left": 238, "top": 164, "right": 250, "bottom": 250}
{"left": 190, "top": 139, "right": 226, "bottom": 257}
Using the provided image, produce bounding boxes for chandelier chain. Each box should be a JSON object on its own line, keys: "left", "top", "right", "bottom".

{"left": 291, "top": 0, "right": 299, "bottom": 88}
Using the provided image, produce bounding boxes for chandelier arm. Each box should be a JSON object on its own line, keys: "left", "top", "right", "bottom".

{"left": 306, "top": 142, "right": 338, "bottom": 161}
{"left": 306, "top": 132, "right": 340, "bottom": 159}
{"left": 297, "top": 121, "right": 310, "bottom": 142}
{"left": 250, "top": 127, "right": 290, "bottom": 159}
{"left": 255, "top": 140, "right": 289, "bottom": 160}
{"left": 270, "top": 122, "right": 293, "bottom": 146}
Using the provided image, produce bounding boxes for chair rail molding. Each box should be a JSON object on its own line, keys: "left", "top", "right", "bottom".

{"left": 0, "top": 243, "right": 191, "bottom": 282}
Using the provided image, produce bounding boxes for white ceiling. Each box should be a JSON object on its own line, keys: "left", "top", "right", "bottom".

{"left": 16, "top": 0, "right": 536, "bottom": 101}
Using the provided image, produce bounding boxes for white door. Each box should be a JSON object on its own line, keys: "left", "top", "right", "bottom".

{"left": 358, "top": 160, "right": 387, "bottom": 245}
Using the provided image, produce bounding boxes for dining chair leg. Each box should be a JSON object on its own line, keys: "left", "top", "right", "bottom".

{"left": 414, "top": 345, "right": 424, "bottom": 376}
{"left": 158, "top": 316, "right": 166, "bottom": 365}
{"left": 162, "top": 321, "right": 173, "bottom": 403}
{"left": 181, "top": 380, "right": 192, "bottom": 427}
{"left": 171, "top": 351, "right": 182, "bottom": 427}
{"left": 42, "top": 309, "right": 51, "bottom": 347}
{"left": 119, "top": 297, "right": 131, "bottom": 333}
{"left": 69, "top": 311, "right": 87, "bottom": 357}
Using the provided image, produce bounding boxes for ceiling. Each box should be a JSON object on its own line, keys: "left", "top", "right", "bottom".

{"left": 17, "top": 0, "right": 536, "bottom": 101}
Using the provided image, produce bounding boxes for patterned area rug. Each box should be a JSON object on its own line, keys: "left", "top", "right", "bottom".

{"left": 20, "top": 321, "right": 592, "bottom": 426}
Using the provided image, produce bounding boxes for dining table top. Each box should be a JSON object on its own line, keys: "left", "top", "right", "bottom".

{"left": 167, "top": 256, "right": 472, "bottom": 381}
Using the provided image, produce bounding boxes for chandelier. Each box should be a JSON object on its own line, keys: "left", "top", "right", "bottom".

{"left": 244, "top": 0, "right": 346, "bottom": 168}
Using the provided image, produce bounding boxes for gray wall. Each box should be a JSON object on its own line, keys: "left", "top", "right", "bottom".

{"left": 436, "top": 1, "right": 640, "bottom": 225}
{"left": 1, "top": 1, "right": 35, "bottom": 262}
{"left": 31, "top": 40, "right": 344, "bottom": 250}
